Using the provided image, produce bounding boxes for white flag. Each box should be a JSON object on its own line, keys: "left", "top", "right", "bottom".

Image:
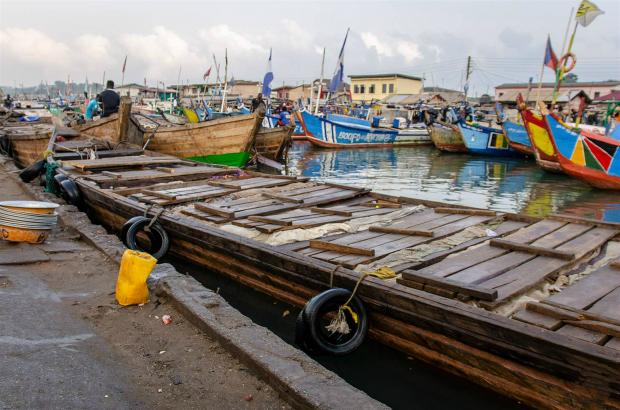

{"left": 575, "top": 0, "right": 604, "bottom": 27}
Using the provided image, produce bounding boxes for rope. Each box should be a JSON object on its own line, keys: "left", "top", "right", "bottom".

{"left": 145, "top": 208, "right": 164, "bottom": 232}
{"left": 326, "top": 266, "right": 397, "bottom": 335}
{"left": 44, "top": 161, "right": 59, "bottom": 194}
{"left": 143, "top": 204, "right": 153, "bottom": 218}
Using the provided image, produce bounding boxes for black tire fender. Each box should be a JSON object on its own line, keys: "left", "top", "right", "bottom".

{"left": 294, "top": 310, "right": 316, "bottom": 353}
{"left": 53, "top": 174, "right": 68, "bottom": 196}
{"left": 59, "top": 178, "right": 83, "bottom": 208}
{"left": 301, "top": 288, "right": 368, "bottom": 356}
{"left": 121, "top": 216, "right": 146, "bottom": 246}
{"left": 19, "top": 159, "right": 46, "bottom": 182}
{"left": 124, "top": 217, "right": 169, "bottom": 260}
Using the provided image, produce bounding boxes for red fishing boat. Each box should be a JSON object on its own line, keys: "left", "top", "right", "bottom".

{"left": 517, "top": 95, "right": 562, "bottom": 172}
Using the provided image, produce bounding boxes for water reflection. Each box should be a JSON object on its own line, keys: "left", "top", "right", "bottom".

{"left": 286, "top": 142, "right": 620, "bottom": 222}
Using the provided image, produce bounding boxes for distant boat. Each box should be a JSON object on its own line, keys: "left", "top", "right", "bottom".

{"left": 517, "top": 95, "right": 561, "bottom": 172}
{"left": 544, "top": 112, "right": 620, "bottom": 190}
{"left": 457, "top": 121, "right": 522, "bottom": 157}
{"left": 300, "top": 111, "right": 429, "bottom": 148}
{"left": 429, "top": 121, "right": 467, "bottom": 152}
{"left": 502, "top": 120, "right": 533, "bottom": 156}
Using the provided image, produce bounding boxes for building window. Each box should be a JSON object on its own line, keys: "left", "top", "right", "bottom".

{"left": 360, "top": 85, "right": 365, "bottom": 94}
{"left": 594, "top": 91, "right": 600, "bottom": 98}
{"left": 382, "top": 84, "right": 387, "bottom": 93}
{"left": 354, "top": 85, "right": 359, "bottom": 94}
{"left": 369, "top": 84, "right": 375, "bottom": 94}
{"left": 499, "top": 92, "right": 504, "bottom": 97}
{"left": 389, "top": 84, "right": 394, "bottom": 93}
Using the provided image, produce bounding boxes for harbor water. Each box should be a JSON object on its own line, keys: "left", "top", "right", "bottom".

{"left": 285, "top": 142, "right": 620, "bottom": 222}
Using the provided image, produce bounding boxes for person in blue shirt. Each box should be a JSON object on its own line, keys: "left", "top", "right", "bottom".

{"left": 85, "top": 98, "right": 99, "bottom": 120}
{"left": 277, "top": 106, "right": 290, "bottom": 126}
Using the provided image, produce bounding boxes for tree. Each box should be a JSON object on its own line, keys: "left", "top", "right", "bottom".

{"left": 563, "top": 73, "right": 578, "bottom": 83}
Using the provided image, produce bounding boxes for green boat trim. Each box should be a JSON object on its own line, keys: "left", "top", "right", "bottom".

{"left": 186, "top": 151, "right": 251, "bottom": 167}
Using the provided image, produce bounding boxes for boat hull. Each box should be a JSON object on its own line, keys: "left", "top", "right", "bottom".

{"left": 255, "top": 125, "right": 293, "bottom": 160}
{"left": 302, "top": 111, "right": 429, "bottom": 148}
{"left": 137, "top": 112, "right": 262, "bottom": 167}
{"left": 429, "top": 122, "right": 467, "bottom": 152}
{"left": 502, "top": 120, "right": 533, "bottom": 156}
{"left": 519, "top": 106, "right": 562, "bottom": 172}
{"left": 5, "top": 128, "right": 52, "bottom": 167}
{"left": 545, "top": 114, "right": 620, "bottom": 189}
{"left": 458, "top": 122, "right": 522, "bottom": 157}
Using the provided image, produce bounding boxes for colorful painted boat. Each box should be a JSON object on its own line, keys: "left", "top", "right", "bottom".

{"left": 502, "top": 120, "right": 533, "bottom": 156}
{"left": 544, "top": 113, "right": 620, "bottom": 190}
{"left": 301, "top": 110, "right": 429, "bottom": 148}
{"left": 457, "top": 121, "right": 522, "bottom": 157}
{"left": 429, "top": 121, "right": 467, "bottom": 152}
{"left": 517, "top": 96, "right": 561, "bottom": 172}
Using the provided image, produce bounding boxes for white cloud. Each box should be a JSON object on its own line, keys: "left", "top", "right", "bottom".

{"left": 75, "top": 34, "right": 112, "bottom": 67}
{"left": 199, "top": 24, "right": 266, "bottom": 55}
{"left": 0, "top": 28, "right": 71, "bottom": 65}
{"left": 360, "top": 32, "right": 394, "bottom": 58}
{"left": 396, "top": 41, "right": 421, "bottom": 63}
{"left": 120, "top": 26, "right": 207, "bottom": 80}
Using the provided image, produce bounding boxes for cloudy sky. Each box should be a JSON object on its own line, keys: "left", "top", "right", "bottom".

{"left": 0, "top": 0, "right": 618, "bottom": 95}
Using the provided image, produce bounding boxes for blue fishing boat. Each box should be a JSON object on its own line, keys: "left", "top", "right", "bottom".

{"left": 301, "top": 111, "right": 429, "bottom": 148}
{"left": 502, "top": 120, "right": 533, "bottom": 155}
{"left": 458, "top": 121, "right": 522, "bottom": 157}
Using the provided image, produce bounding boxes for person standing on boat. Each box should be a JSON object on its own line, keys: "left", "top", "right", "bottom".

{"left": 277, "top": 106, "right": 290, "bottom": 126}
{"left": 96, "top": 80, "right": 120, "bottom": 118}
{"left": 251, "top": 93, "right": 263, "bottom": 112}
{"left": 3, "top": 94, "right": 13, "bottom": 109}
{"left": 85, "top": 97, "right": 99, "bottom": 120}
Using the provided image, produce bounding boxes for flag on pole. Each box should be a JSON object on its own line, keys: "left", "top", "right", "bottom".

{"left": 543, "top": 35, "right": 559, "bottom": 72}
{"left": 329, "top": 28, "right": 350, "bottom": 93}
{"left": 261, "top": 48, "right": 274, "bottom": 96}
{"left": 122, "top": 55, "right": 128, "bottom": 73}
{"left": 203, "top": 67, "right": 212, "bottom": 80}
{"left": 575, "top": 0, "right": 604, "bottom": 27}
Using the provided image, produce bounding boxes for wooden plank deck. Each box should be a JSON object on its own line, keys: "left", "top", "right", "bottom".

{"left": 399, "top": 220, "right": 618, "bottom": 307}
{"left": 513, "top": 262, "right": 620, "bottom": 350}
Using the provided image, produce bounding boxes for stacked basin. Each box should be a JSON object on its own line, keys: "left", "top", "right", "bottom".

{"left": 0, "top": 200, "right": 59, "bottom": 243}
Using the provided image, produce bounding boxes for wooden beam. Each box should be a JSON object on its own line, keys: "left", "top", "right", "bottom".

{"left": 141, "top": 189, "right": 176, "bottom": 200}
{"left": 261, "top": 192, "right": 304, "bottom": 203}
{"left": 360, "top": 201, "right": 402, "bottom": 209}
{"left": 369, "top": 226, "right": 433, "bottom": 237}
{"left": 547, "top": 213, "right": 620, "bottom": 229}
{"left": 400, "top": 271, "right": 498, "bottom": 301}
{"left": 323, "top": 181, "right": 368, "bottom": 192}
{"left": 308, "top": 240, "right": 375, "bottom": 256}
{"left": 308, "top": 207, "right": 352, "bottom": 217}
{"left": 117, "top": 96, "right": 133, "bottom": 142}
{"left": 435, "top": 207, "right": 497, "bottom": 216}
{"left": 490, "top": 238, "right": 575, "bottom": 260}
{"left": 247, "top": 216, "right": 292, "bottom": 226}
{"left": 194, "top": 203, "right": 234, "bottom": 219}
{"left": 563, "top": 320, "right": 620, "bottom": 339}
{"left": 527, "top": 301, "right": 620, "bottom": 328}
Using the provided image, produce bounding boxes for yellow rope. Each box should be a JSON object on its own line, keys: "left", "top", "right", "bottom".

{"left": 327, "top": 267, "right": 396, "bottom": 334}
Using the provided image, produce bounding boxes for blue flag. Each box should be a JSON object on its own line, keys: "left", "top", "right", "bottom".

{"left": 329, "top": 28, "right": 349, "bottom": 93}
{"left": 262, "top": 48, "right": 273, "bottom": 96}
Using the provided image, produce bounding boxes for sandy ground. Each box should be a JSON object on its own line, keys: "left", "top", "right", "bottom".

{"left": 0, "top": 169, "right": 291, "bottom": 409}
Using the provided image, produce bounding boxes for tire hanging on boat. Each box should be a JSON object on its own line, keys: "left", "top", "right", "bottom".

{"left": 58, "top": 178, "right": 84, "bottom": 209}
{"left": 124, "top": 216, "right": 169, "bottom": 260}
{"left": 296, "top": 288, "right": 368, "bottom": 355}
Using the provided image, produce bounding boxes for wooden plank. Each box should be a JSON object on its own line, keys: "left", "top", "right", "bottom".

{"left": 194, "top": 203, "right": 235, "bottom": 219}
{"left": 369, "top": 226, "right": 434, "bottom": 237}
{"left": 547, "top": 213, "right": 620, "bottom": 229}
{"left": 101, "top": 171, "right": 122, "bottom": 178}
{"left": 141, "top": 189, "right": 177, "bottom": 200}
{"left": 538, "top": 300, "right": 620, "bottom": 328}
{"left": 360, "top": 201, "right": 402, "bottom": 209}
{"left": 308, "top": 207, "right": 353, "bottom": 217}
{"left": 62, "top": 155, "right": 182, "bottom": 170}
{"left": 489, "top": 238, "right": 576, "bottom": 260}
{"left": 262, "top": 192, "right": 304, "bottom": 203}
{"left": 398, "top": 271, "right": 498, "bottom": 301}
{"left": 308, "top": 240, "right": 375, "bottom": 256}
{"left": 323, "top": 181, "right": 368, "bottom": 192}
{"left": 434, "top": 207, "right": 497, "bottom": 216}
{"left": 247, "top": 216, "right": 292, "bottom": 226}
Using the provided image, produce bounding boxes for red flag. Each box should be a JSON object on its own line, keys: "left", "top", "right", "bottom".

{"left": 543, "top": 35, "right": 558, "bottom": 72}
{"left": 203, "top": 66, "right": 212, "bottom": 80}
{"left": 122, "top": 55, "right": 128, "bottom": 74}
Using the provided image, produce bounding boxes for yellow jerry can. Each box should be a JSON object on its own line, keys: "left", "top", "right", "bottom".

{"left": 115, "top": 250, "right": 157, "bottom": 306}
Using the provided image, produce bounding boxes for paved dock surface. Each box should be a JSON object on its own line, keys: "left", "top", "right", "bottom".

{"left": 0, "top": 167, "right": 290, "bottom": 410}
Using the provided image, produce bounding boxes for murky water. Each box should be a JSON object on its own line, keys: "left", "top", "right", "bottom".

{"left": 285, "top": 142, "right": 620, "bottom": 222}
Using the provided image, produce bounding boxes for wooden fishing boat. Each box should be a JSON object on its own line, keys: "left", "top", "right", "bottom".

{"left": 55, "top": 155, "right": 620, "bottom": 409}
{"left": 255, "top": 125, "right": 293, "bottom": 160}
{"left": 502, "top": 120, "right": 533, "bottom": 156}
{"left": 133, "top": 110, "right": 264, "bottom": 167}
{"left": 301, "top": 110, "right": 430, "bottom": 148}
{"left": 517, "top": 95, "right": 562, "bottom": 172}
{"left": 544, "top": 109, "right": 620, "bottom": 190}
{"left": 429, "top": 121, "right": 467, "bottom": 152}
{"left": 458, "top": 121, "right": 522, "bottom": 157}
